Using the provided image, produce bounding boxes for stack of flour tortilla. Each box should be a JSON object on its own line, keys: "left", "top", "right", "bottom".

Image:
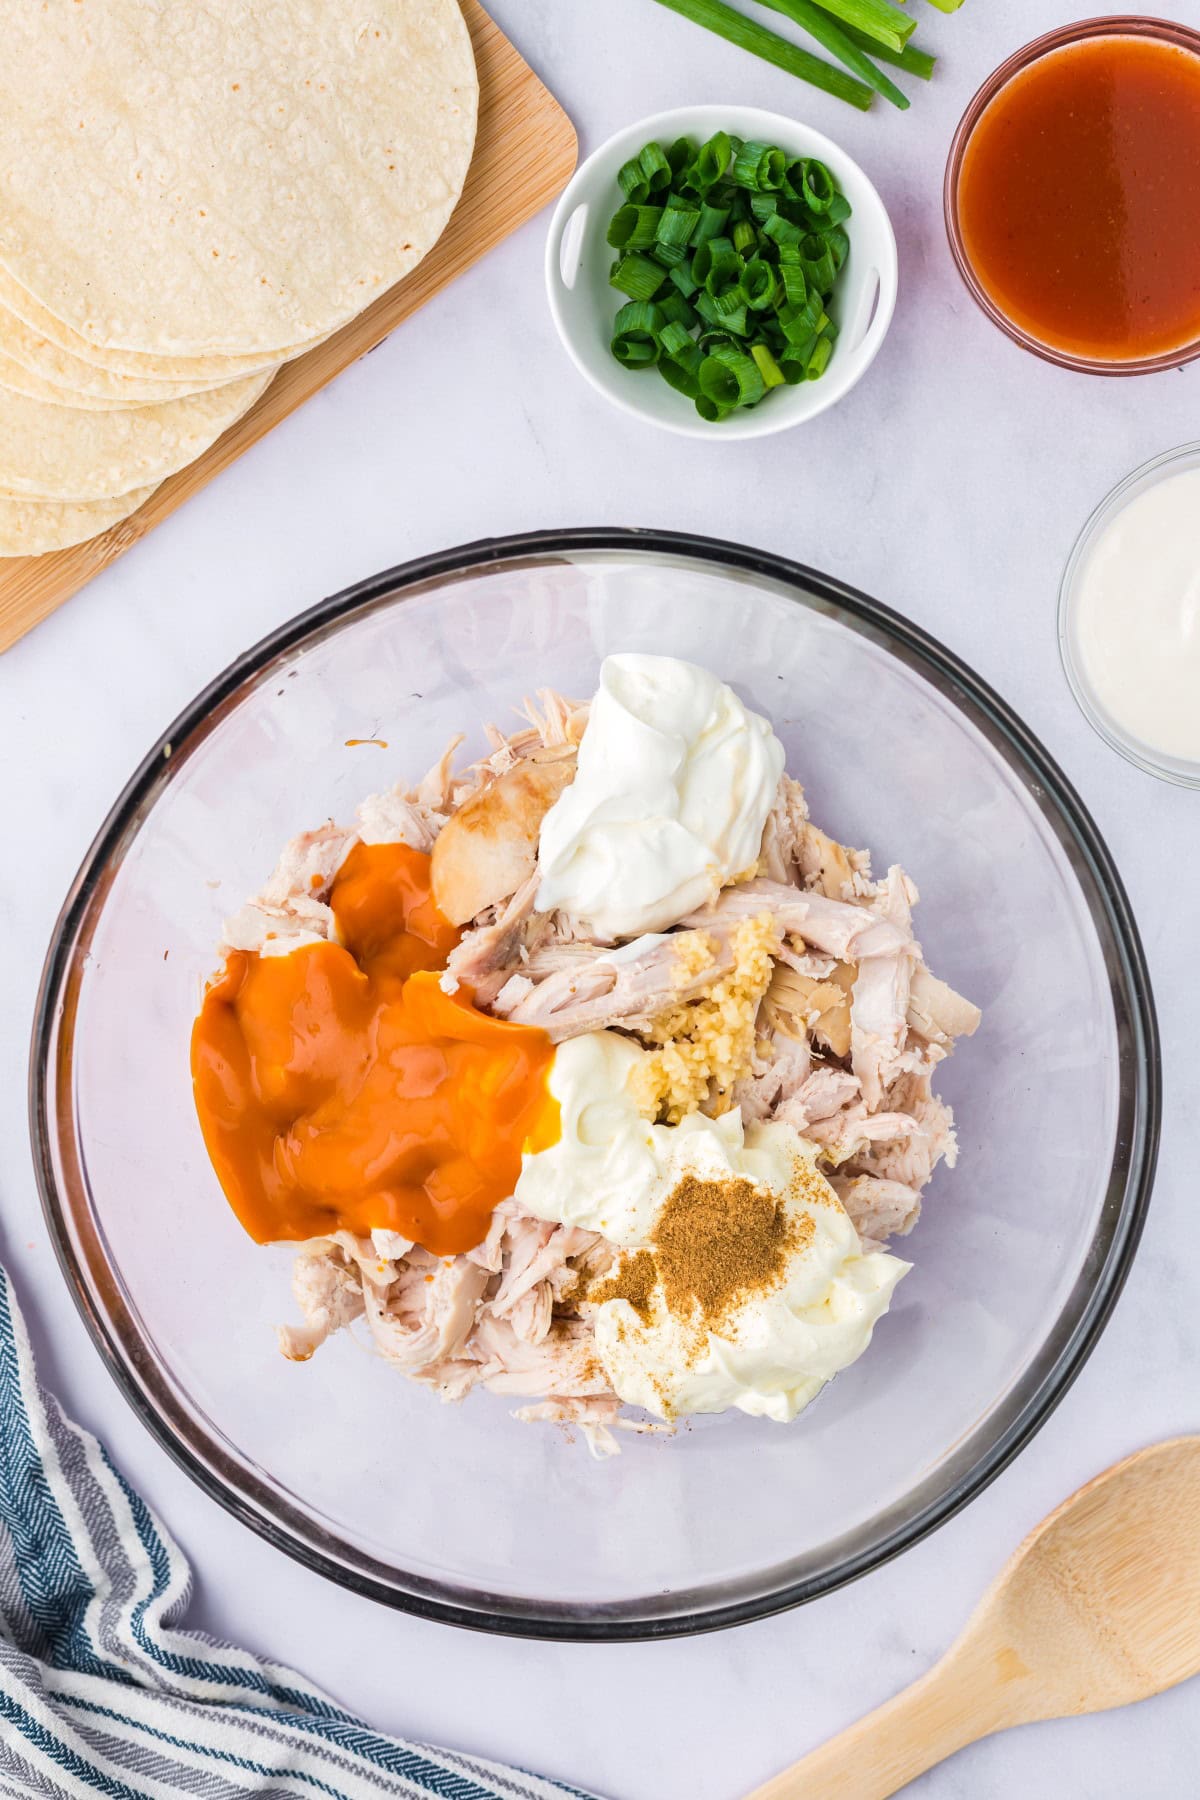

{"left": 0, "top": 0, "right": 477, "bottom": 556}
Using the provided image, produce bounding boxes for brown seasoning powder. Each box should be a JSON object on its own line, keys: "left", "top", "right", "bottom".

{"left": 588, "top": 1249, "right": 657, "bottom": 1322}
{"left": 654, "top": 1174, "right": 807, "bottom": 1328}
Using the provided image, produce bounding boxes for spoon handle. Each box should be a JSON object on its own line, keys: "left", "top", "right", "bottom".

{"left": 744, "top": 1654, "right": 1006, "bottom": 1800}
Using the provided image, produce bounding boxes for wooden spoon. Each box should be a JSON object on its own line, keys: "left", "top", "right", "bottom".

{"left": 747, "top": 1436, "right": 1200, "bottom": 1800}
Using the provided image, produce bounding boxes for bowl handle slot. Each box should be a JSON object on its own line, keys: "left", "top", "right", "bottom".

{"left": 554, "top": 203, "right": 590, "bottom": 291}
{"left": 845, "top": 266, "right": 883, "bottom": 355}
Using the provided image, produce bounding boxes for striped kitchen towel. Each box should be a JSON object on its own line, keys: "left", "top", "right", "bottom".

{"left": 0, "top": 1266, "right": 602, "bottom": 1800}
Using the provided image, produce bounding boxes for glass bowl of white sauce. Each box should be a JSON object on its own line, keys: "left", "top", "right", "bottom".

{"left": 1060, "top": 443, "right": 1200, "bottom": 787}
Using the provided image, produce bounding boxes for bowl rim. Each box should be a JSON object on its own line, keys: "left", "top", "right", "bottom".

{"left": 1058, "top": 440, "right": 1200, "bottom": 786}
{"left": 544, "top": 103, "right": 898, "bottom": 440}
{"left": 943, "top": 15, "right": 1200, "bottom": 376}
{"left": 30, "top": 527, "right": 1161, "bottom": 1641}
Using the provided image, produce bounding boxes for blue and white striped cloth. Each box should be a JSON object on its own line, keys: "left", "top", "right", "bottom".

{"left": 0, "top": 1267, "right": 602, "bottom": 1800}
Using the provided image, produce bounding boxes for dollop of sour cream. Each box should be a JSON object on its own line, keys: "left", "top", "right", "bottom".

{"left": 514, "top": 1031, "right": 908, "bottom": 1422}
{"left": 534, "top": 652, "right": 784, "bottom": 939}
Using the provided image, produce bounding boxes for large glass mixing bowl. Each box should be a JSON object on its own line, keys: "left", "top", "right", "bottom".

{"left": 32, "top": 531, "right": 1159, "bottom": 1639}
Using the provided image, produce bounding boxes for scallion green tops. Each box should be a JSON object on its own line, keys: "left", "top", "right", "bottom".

{"left": 607, "top": 132, "right": 852, "bottom": 423}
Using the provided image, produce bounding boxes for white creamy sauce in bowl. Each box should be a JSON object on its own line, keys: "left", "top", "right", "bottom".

{"left": 1071, "top": 465, "right": 1200, "bottom": 767}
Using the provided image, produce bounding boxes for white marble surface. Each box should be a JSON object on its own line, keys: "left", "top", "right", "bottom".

{"left": 2, "top": 2, "right": 1199, "bottom": 1794}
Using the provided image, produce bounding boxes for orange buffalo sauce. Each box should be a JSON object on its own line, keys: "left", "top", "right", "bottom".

{"left": 190, "top": 842, "right": 560, "bottom": 1256}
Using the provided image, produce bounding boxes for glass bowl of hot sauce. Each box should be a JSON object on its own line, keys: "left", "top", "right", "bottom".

{"left": 945, "top": 17, "right": 1200, "bottom": 374}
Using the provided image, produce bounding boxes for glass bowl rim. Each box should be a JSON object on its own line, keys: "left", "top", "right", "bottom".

{"left": 29, "top": 527, "right": 1162, "bottom": 1641}
{"left": 943, "top": 15, "right": 1200, "bottom": 377}
{"left": 1058, "top": 440, "right": 1200, "bottom": 787}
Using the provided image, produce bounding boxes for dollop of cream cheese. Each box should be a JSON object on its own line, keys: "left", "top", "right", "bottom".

{"left": 515, "top": 1031, "right": 799, "bottom": 1245}
{"left": 534, "top": 652, "right": 784, "bottom": 939}
{"left": 514, "top": 1031, "right": 908, "bottom": 1423}
{"left": 592, "top": 1166, "right": 908, "bottom": 1424}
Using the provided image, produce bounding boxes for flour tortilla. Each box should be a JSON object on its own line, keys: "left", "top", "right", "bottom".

{"left": 0, "top": 485, "right": 157, "bottom": 557}
{"left": 0, "top": 341, "right": 234, "bottom": 411}
{"left": 0, "top": 294, "right": 240, "bottom": 402}
{"left": 0, "top": 266, "right": 303, "bottom": 386}
{"left": 0, "top": 0, "right": 478, "bottom": 359}
{"left": 0, "top": 372, "right": 273, "bottom": 501}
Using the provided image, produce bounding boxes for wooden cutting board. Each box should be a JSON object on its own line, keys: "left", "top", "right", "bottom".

{"left": 0, "top": 2, "right": 576, "bottom": 653}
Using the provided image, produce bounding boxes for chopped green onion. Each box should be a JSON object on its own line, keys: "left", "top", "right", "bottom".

{"left": 743, "top": 257, "right": 779, "bottom": 310}
{"left": 799, "top": 158, "right": 836, "bottom": 212}
{"left": 693, "top": 291, "right": 722, "bottom": 328}
{"left": 711, "top": 306, "right": 749, "bottom": 337}
{"left": 603, "top": 128, "right": 853, "bottom": 422}
{"left": 611, "top": 313, "right": 661, "bottom": 365}
{"left": 639, "top": 141, "right": 673, "bottom": 192}
{"left": 609, "top": 252, "right": 667, "bottom": 300}
{"left": 730, "top": 140, "right": 787, "bottom": 191}
{"left": 806, "top": 334, "right": 834, "bottom": 378}
{"left": 666, "top": 137, "right": 694, "bottom": 176}
{"left": 607, "top": 204, "right": 662, "bottom": 249}
{"left": 751, "top": 342, "right": 786, "bottom": 387}
{"left": 658, "top": 319, "right": 695, "bottom": 357}
{"left": 650, "top": 0, "right": 875, "bottom": 110}
{"left": 799, "top": 233, "right": 838, "bottom": 293}
{"left": 825, "top": 225, "right": 851, "bottom": 272}
{"left": 700, "top": 344, "right": 766, "bottom": 408}
{"left": 658, "top": 291, "right": 698, "bottom": 330}
{"left": 693, "top": 131, "right": 733, "bottom": 189}
{"left": 692, "top": 200, "right": 731, "bottom": 245}
{"left": 712, "top": 284, "right": 749, "bottom": 318}
{"left": 656, "top": 205, "right": 699, "bottom": 249}
{"left": 613, "top": 300, "right": 663, "bottom": 334}
{"left": 778, "top": 293, "right": 824, "bottom": 344}
{"left": 924, "top": 0, "right": 964, "bottom": 12}
{"left": 618, "top": 158, "right": 650, "bottom": 203}
{"left": 659, "top": 346, "right": 706, "bottom": 398}
{"left": 763, "top": 211, "right": 803, "bottom": 250}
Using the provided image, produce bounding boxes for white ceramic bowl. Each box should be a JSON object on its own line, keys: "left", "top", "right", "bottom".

{"left": 544, "top": 105, "right": 898, "bottom": 440}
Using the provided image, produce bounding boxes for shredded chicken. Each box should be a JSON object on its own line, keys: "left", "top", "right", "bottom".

{"left": 278, "top": 1201, "right": 626, "bottom": 1456}
{"left": 245, "top": 718, "right": 979, "bottom": 1455}
{"left": 441, "top": 873, "right": 547, "bottom": 1005}
{"left": 831, "top": 1175, "right": 923, "bottom": 1254}
{"left": 221, "top": 823, "right": 355, "bottom": 957}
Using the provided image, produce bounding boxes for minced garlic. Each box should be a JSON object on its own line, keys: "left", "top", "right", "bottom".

{"left": 632, "top": 913, "right": 781, "bottom": 1123}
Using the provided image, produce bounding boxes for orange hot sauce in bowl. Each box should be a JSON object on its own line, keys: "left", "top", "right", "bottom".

{"left": 190, "top": 843, "right": 560, "bottom": 1256}
{"left": 947, "top": 21, "right": 1200, "bottom": 371}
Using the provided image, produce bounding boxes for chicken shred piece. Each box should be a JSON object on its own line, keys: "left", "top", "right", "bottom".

{"left": 431, "top": 746, "right": 576, "bottom": 927}
{"left": 908, "top": 965, "right": 982, "bottom": 1043}
{"left": 681, "top": 879, "right": 909, "bottom": 961}
{"left": 441, "top": 873, "right": 546, "bottom": 1004}
{"left": 832, "top": 1174, "right": 923, "bottom": 1251}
